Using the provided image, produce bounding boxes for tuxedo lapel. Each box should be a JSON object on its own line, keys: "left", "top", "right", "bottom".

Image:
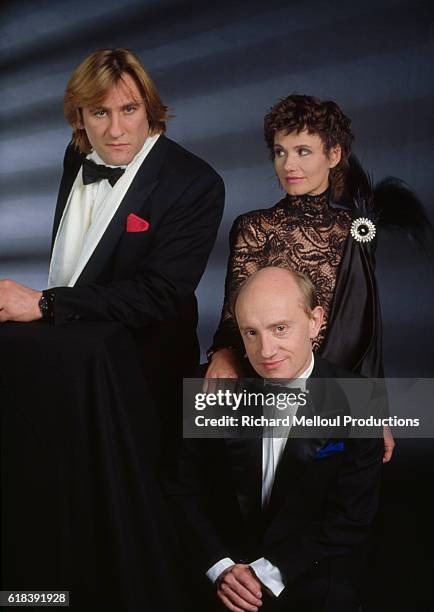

{"left": 265, "top": 360, "right": 348, "bottom": 519}
{"left": 265, "top": 386, "right": 325, "bottom": 519}
{"left": 224, "top": 437, "right": 262, "bottom": 519}
{"left": 75, "top": 135, "right": 169, "bottom": 286}
{"left": 51, "top": 145, "right": 83, "bottom": 253}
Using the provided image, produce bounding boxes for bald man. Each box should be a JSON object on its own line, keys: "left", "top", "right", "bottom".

{"left": 166, "top": 267, "right": 382, "bottom": 612}
{"left": 233, "top": 266, "right": 324, "bottom": 381}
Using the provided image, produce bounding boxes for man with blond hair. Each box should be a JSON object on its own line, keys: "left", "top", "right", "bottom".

{"left": 0, "top": 48, "right": 224, "bottom": 385}
{"left": 1, "top": 48, "right": 225, "bottom": 610}
{"left": 167, "top": 266, "right": 382, "bottom": 611}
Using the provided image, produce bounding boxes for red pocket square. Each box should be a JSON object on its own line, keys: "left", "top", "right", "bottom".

{"left": 127, "top": 213, "right": 150, "bottom": 233}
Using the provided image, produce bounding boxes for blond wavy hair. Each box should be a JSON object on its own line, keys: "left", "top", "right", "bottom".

{"left": 64, "top": 48, "right": 169, "bottom": 154}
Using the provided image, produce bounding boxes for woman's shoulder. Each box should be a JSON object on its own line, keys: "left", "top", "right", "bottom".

{"left": 231, "top": 198, "right": 287, "bottom": 230}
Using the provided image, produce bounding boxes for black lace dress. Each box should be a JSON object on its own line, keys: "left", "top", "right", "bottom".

{"left": 211, "top": 190, "right": 383, "bottom": 377}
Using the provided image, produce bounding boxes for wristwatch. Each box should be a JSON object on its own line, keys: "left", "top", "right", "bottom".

{"left": 38, "top": 290, "right": 55, "bottom": 321}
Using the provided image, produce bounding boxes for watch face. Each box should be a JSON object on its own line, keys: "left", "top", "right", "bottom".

{"left": 38, "top": 296, "right": 48, "bottom": 314}
{"left": 39, "top": 292, "right": 54, "bottom": 320}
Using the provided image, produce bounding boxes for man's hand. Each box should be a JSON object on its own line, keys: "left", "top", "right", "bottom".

{"left": 203, "top": 348, "right": 245, "bottom": 393}
{"left": 0, "top": 279, "right": 42, "bottom": 322}
{"left": 217, "top": 564, "right": 262, "bottom": 612}
{"left": 383, "top": 425, "right": 395, "bottom": 463}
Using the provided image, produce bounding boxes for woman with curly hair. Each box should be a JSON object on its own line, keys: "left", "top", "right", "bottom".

{"left": 205, "top": 94, "right": 396, "bottom": 459}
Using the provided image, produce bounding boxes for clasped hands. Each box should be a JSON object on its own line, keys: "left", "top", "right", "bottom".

{"left": 217, "top": 564, "right": 264, "bottom": 612}
{"left": 0, "top": 279, "right": 42, "bottom": 322}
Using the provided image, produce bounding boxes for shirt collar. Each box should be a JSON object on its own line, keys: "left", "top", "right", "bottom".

{"left": 300, "top": 352, "right": 315, "bottom": 380}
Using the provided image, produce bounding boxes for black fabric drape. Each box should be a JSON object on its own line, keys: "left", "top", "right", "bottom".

{"left": 320, "top": 238, "right": 383, "bottom": 378}
{"left": 0, "top": 321, "right": 186, "bottom": 611}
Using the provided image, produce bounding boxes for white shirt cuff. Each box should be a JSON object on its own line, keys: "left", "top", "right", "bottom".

{"left": 249, "top": 557, "right": 285, "bottom": 597}
{"left": 206, "top": 557, "right": 235, "bottom": 583}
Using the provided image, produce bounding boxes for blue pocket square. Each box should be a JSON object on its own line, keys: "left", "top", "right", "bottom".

{"left": 315, "top": 441, "right": 344, "bottom": 459}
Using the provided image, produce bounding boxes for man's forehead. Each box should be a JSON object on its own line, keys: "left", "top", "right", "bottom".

{"left": 91, "top": 76, "right": 142, "bottom": 108}
{"left": 239, "top": 288, "right": 304, "bottom": 312}
{"left": 239, "top": 317, "right": 294, "bottom": 330}
{"left": 238, "top": 299, "right": 306, "bottom": 327}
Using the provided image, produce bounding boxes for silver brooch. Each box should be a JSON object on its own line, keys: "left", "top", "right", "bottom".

{"left": 350, "top": 217, "right": 376, "bottom": 243}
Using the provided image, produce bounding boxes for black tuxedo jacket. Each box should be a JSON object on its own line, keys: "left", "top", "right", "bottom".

{"left": 164, "top": 358, "right": 383, "bottom": 590}
{"left": 49, "top": 135, "right": 224, "bottom": 378}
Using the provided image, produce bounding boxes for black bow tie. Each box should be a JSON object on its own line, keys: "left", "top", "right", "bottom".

{"left": 262, "top": 381, "right": 305, "bottom": 396}
{"left": 82, "top": 158, "right": 125, "bottom": 187}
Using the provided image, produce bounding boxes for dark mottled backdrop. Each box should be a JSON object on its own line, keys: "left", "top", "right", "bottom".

{"left": 1, "top": 1, "right": 433, "bottom": 608}
{"left": 1, "top": 0, "right": 433, "bottom": 372}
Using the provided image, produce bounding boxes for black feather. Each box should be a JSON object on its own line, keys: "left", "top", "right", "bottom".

{"left": 348, "top": 156, "right": 375, "bottom": 213}
{"left": 374, "top": 177, "right": 431, "bottom": 229}
{"left": 374, "top": 177, "right": 433, "bottom": 252}
{"left": 339, "top": 155, "right": 376, "bottom": 219}
{"left": 340, "top": 156, "right": 433, "bottom": 251}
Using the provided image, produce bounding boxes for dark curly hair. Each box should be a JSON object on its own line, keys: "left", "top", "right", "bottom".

{"left": 264, "top": 94, "right": 354, "bottom": 199}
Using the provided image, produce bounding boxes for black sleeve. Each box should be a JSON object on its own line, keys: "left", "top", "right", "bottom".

{"left": 161, "top": 439, "right": 232, "bottom": 574}
{"left": 50, "top": 172, "right": 224, "bottom": 327}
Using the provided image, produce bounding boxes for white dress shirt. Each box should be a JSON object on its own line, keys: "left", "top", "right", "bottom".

{"left": 48, "top": 133, "right": 160, "bottom": 288}
{"left": 206, "top": 354, "right": 315, "bottom": 597}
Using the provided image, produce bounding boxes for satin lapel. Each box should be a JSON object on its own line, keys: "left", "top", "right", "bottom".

{"left": 50, "top": 147, "right": 83, "bottom": 254}
{"left": 75, "top": 136, "right": 169, "bottom": 286}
